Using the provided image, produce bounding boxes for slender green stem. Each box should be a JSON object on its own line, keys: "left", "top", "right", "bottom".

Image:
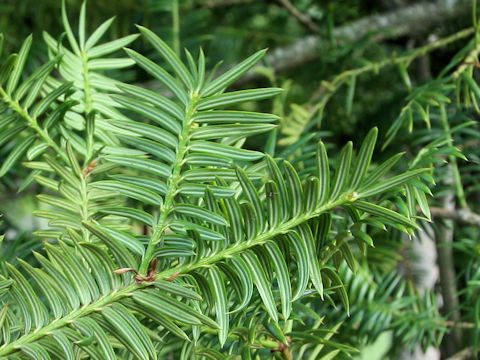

{"left": 81, "top": 52, "right": 93, "bottom": 116}
{"left": 79, "top": 51, "right": 96, "bottom": 240}
{"left": 474, "top": 0, "right": 479, "bottom": 45}
{"left": 140, "top": 92, "right": 200, "bottom": 274}
{"left": 0, "top": 283, "right": 141, "bottom": 357}
{"left": 453, "top": 31, "right": 480, "bottom": 79}
{"left": 439, "top": 105, "right": 467, "bottom": 208}
{"left": 0, "top": 191, "right": 353, "bottom": 357}
{"left": 157, "top": 194, "right": 350, "bottom": 279}
{"left": 0, "top": 86, "right": 68, "bottom": 163}
{"left": 78, "top": 176, "right": 90, "bottom": 242}
{"left": 172, "top": 0, "right": 180, "bottom": 57}
{"left": 1, "top": 74, "right": 92, "bottom": 240}
{"left": 80, "top": 50, "right": 96, "bottom": 166}
{"left": 435, "top": 320, "right": 476, "bottom": 329}
{"left": 311, "top": 27, "right": 474, "bottom": 106}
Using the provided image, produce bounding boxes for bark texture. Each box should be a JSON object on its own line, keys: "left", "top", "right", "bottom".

{"left": 241, "top": 0, "right": 471, "bottom": 82}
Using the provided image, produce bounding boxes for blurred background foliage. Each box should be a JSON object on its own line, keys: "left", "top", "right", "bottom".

{"left": 1, "top": 0, "right": 480, "bottom": 358}
{"left": 0, "top": 0, "right": 471, "bottom": 141}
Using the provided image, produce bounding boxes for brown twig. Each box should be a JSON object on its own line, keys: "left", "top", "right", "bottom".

{"left": 114, "top": 258, "right": 159, "bottom": 284}
{"left": 269, "top": 336, "right": 293, "bottom": 360}
{"left": 82, "top": 160, "right": 98, "bottom": 177}
{"left": 165, "top": 272, "right": 180, "bottom": 282}
{"left": 276, "top": 0, "right": 320, "bottom": 33}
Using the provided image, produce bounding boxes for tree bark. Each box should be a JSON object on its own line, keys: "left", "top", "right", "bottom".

{"left": 436, "top": 176, "right": 463, "bottom": 356}
{"left": 430, "top": 206, "right": 480, "bottom": 227}
{"left": 143, "top": 0, "right": 471, "bottom": 91}
{"left": 240, "top": 0, "right": 471, "bottom": 83}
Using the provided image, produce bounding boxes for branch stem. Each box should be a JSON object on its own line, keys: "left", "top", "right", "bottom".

{"left": 0, "top": 282, "right": 140, "bottom": 357}
{"left": 0, "top": 191, "right": 353, "bottom": 357}
{"left": 430, "top": 206, "right": 480, "bottom": 226}
{"left": 310, "top": 27, "right": 474, "bottom": 105}
{"left": 245, "top": 0, "right": 473, "bottom": 83}
{"left": 437, "top": 109, "right": 463, "bottom": 356}
{"left": 0, "top": 86, "right": 68, "bottom": 163}
{"left": 277, "top": 0, "right": 319, "bottom": 33}
{"left": 440, "top": 105, "right": 467, "bottom": 208}
{"left": 81, "top": 52, "right": 93, "bottom": 115}
{"left": 139, "top": 92, "right": 199, "bottom": 275}
{"left": 172, "top": 0, "right": 180, "bottom": 57}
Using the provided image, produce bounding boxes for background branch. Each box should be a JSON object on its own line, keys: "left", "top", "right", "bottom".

{"left": 241, "top": 0, "right": 471, "bottom": 83}
{"left": 436, "top": 172, "right": 463, "bottom": 355}
{"left": 142, "top": 0, "right": 471, "bottom": 91}
{"left": 430, "top": 206, "right": 480, "bottom": 226}
{"left": 276, "top": 0, "right": 320, "bottom": 33}
{"left": 309, "top": 28, "right": 473, "bottom": 104}
{"left": 193, "top": 0, "right": 256, "bottom": 8}
{"left": 446, "top": 346, "right": 479, "bottom": 360}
